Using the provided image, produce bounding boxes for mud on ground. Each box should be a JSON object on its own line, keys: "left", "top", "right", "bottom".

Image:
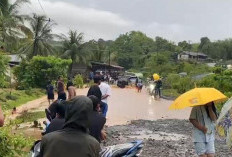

{"left": 104, "top": 119, "right": 232, "bottom": 157}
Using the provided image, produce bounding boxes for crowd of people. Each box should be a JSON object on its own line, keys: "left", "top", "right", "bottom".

{"left": 0, "top": 73, "right": 220, "bottom": 157}
{"left": 38, "top": 75, "right": 111, "bottom": 156}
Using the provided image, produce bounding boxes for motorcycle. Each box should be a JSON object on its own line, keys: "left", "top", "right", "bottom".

{"left": 29, "top": 140, "right": 143, "bottom": 157}
{"left": 147, "top": 81, "right": 156, "bottom": 96}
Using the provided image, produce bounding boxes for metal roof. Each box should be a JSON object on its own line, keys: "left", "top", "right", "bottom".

{"left": 181, "top": 51, "right": 207, "bottom": 57}
{"left": 91, "top": 61, "right": 124, "bottom": 69}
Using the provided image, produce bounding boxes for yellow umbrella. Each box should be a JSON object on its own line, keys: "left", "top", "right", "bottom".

{"left": 169, "top": 88, "right": 227, "bottom": 110}
{"left": 153, "top": 73, "right": 160, "bottom": 80}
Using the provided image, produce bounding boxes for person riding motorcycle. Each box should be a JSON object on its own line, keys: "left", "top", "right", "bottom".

{"left": 38, "top": 96, "right": 100, "bottom": 157}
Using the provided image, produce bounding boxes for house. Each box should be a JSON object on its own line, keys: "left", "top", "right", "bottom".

{"left": 71, "top": 61, "right": 124, "bottom": 79}
{"left": 7, "top": 54, "right": 24, "bottom": 67}
{"left": 178, "top": 51, "right": 208, "bottom": 61}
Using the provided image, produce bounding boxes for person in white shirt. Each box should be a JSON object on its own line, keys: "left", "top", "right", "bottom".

{"left": 98, "top": 78, "right": 111, "bottom": 117}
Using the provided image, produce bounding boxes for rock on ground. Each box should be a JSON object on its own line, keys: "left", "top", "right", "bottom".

{"left": 104, "top": 119, "right": 232, "bottom": 157}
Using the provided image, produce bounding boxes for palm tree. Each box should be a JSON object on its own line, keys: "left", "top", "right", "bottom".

{"left": 89, "top": 39, "right": 117, "bottom": 64}
{"left": 62, "top": 30, "right": 87, "bottom": 75}
{"left": 0, "top": 0, "right": 31, "bottom": 52}
{"left": 18, "top": 14, "right": 57, "bottom": 58}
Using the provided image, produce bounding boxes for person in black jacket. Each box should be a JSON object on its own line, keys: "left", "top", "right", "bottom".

{"left": 88, "top": 95, "right": 106, "bottom": 142}
{"left": 39, "top": 96, "right": 100, "bottom": 157}
{"left": 44, "top": 102, "right": 65, "bottom": 134}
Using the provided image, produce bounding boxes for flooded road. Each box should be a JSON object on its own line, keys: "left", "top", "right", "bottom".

{"left": 106, "top": 87, "right": 191, "bottom": 126}
{"left": 9, "top": 86, "right": 191, "bottom": 126}
{"left": 78, "top": 87, "right": 191, "bottom": 126}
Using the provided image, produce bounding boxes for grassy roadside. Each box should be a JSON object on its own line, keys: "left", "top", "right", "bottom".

{"left": 162, "top": 89, "right": 180, "bottom": 98}
{"left": 0, "top": 88, "right": 45, "bottom": 111}
{"left": 14, "top": 111, "right": 46, "bottom": 124}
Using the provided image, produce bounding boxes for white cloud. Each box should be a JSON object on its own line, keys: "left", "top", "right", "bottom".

{"left": 20, "top": 0, "right": 133, "bottom": 40}
{"left": 18, "top": 0, "right": 232, "bottom": 42}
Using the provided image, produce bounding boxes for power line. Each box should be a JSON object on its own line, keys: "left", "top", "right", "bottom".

{"left": 37, "top": 0, "right": 46, "bottom": 15}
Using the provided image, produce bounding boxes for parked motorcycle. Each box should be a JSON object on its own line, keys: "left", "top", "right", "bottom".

{"left": 29, "top": 140, "right": 143, "bottom": 157}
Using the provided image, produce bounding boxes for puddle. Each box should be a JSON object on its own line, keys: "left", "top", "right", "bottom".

{"left": 128, "top": 130, "right": 188, "bottom": 141}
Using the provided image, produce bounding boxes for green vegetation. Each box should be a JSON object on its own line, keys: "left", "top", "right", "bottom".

{"left": 14, "top": 56, "right": 71, "bottom": 89}
{"left": 0, "top": 125, "right": 33, "bottom": 157}
{"left": 15, "top": 111, "right": 45, "bottom": 124}
{"left": 0, "top": 54, "right": 9, "bottom": 87}
{"left": 74, "top": 74, "right": 84, "bottom": 88}
{"left": 0, "top": 88, "right": 44, "bottom": 110}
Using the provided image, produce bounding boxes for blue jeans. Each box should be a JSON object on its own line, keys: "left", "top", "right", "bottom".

{"left": 100, "top": 101, "right": 108, "bottom": 117}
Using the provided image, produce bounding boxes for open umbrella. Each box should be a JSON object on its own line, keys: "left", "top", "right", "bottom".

{"left": 153, "top": 73, "right": 160, "bottom": 81}
{"left": 169, "top": 88, "right": 227, "bottom": 110}
{"left": 217, "top": 98, "right": 232, "bottom": 147}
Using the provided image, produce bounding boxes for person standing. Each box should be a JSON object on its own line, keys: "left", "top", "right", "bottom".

{"left": 87, "top": 77, "right": 102, "bottom": 102}
{"left": 66, "top": 77, "right": 73, "bottom": 90}
{"left": 88, "top": 95, "right": 106, "bottom": 142}
{"left": 155, "top": 79, "right": 162, "bottom": 99}
{"left": 68, "top": 82, "right": 76, "bottom": 100}
{"left": 189, "top": 102, "right": 217, "bottom": 157}
{"left": 98, "top": 78, "right": 111, "bottom": 117}
{"left": 57, "top": 76, "right": 66, "bottom": 100}
{"left": 39, "top": 96, "right": 100, "bottom": 157}
{"left": 46, "top": 81, "right": 54, "bottom": 105}
{"left": 0, "top": 104, "right": 4, "bottom": 127}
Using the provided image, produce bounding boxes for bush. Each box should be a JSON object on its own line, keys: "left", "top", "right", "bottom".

{"left": 74, "top": 74, "right": 84, "bottom": 88}
{"left": 0, "top": 89, "right": 45, "bottom": 110}
{"left": 0, "top": 125, "right": 33, "bottom": 156}
{"left": 0, "top": 54, "right": 10, "bottom": 88}
{"left": 14, "top": 56, "right": 71, "bottom": 89}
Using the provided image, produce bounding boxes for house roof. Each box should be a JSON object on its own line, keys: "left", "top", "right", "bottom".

{"left": 181, "top": 51, "right": 207, "bottom": 57}
{"left": 91, "top": 61, "right": 124, "bottom": 69}
{"left": 7, "top": 54, "right": 22, "bottom": 63}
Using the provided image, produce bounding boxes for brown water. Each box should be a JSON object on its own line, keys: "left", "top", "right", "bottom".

{"left": 9, "top": 87, "right": 191, "bottom": 126}
{"left": 93, "top": 87, "right": 190, "bottom": 126}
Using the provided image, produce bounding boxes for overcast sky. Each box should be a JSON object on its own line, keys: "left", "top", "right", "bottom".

{"left": 20, "top": 0, "right": 232, "bottom": 43}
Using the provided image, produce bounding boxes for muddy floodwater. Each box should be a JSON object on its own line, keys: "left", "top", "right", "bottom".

{"left": 102, "top": 87, "right": 191, "bottom": 126}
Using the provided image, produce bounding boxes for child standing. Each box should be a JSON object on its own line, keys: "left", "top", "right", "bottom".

{"left": 189, "top": 102, "right": 217, "bottom": 157}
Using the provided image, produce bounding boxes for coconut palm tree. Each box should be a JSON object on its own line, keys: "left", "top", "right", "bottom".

{"left": 61, "top": 30, "right": 88, "bottom": 75}
{"left": 0, "top": 0, "right": 31, "bottom": 52}
{"left": 89, "top": 39, "right": 117, "bottom": 64}
{"left": 18, "top": 14, "right": 57, "bottom": 58}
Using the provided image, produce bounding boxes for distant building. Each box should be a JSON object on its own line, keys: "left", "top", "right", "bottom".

{"left": 71, "top": 61, "right": 124, "bottom": 79}
{"left": 178, "top": 51, "right": 208, "bottom": 61}
{"left": 7, "top": 54, "right": 24, "bottom": 67}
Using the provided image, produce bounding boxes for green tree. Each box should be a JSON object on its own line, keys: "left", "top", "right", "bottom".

{"left": 18, "top": 14, "right": 56, "bottom": 58}
{"left": 155, "top": 36, "right": 176, "bottom": 52}
{"left": 178, "top": 41, "right": 192, "bottom": 51}
{"left": 198, "top": 37, "right": 210, "bottom": 51}
{"left": 61, "top": 30, "right": 87, "bottom": 75}
{"left": 112, "top": 31, "right": 155, "bottom": 69}
{"left": 0, "top": 0, "right": 31, "bottom": 52}
{"left": 0, "top": 54, "right": 9, "bottom": 87}
{"left": 88, "top": 39, "right": 117, "bottom": 64}
{"left": 14, "top": 56, "right": 71, "bottom": 88}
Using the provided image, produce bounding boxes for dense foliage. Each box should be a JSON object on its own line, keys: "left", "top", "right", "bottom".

{"left": 73, "top": 74, "right": 84, "bottom": 88}
{"left": 14, "top": 56, "right": 71, "bottom": 88}
{"left": 0, "top": 54, "right": 9, "bottom": 87}
{"left": 0, "top": 125, "right": 33, "bottom": 157}
{"left": 0, "top": 88, "right": 44, "bottom": 110}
